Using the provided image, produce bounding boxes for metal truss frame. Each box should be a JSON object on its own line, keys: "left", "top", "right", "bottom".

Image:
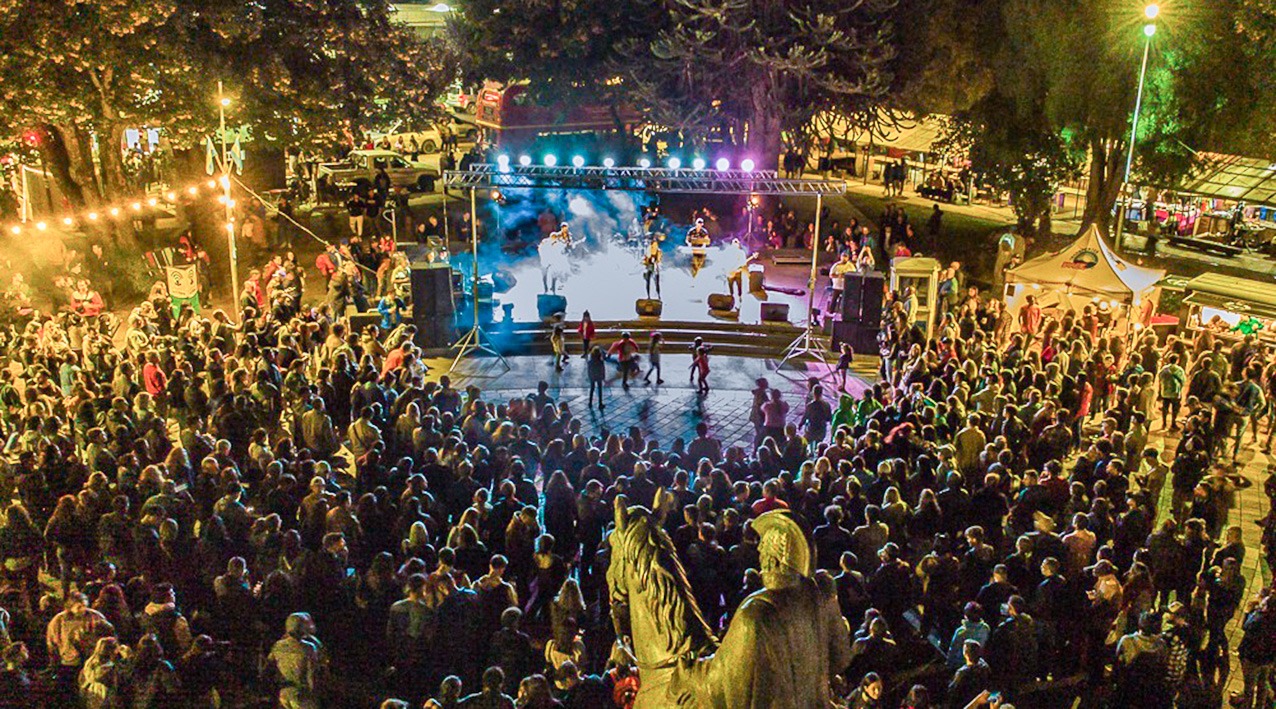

{"left": 442, "top": 164, "right": 845, "bottom": 373}
{"left": 442, "top": 164, "right": 847, "bottom": 196}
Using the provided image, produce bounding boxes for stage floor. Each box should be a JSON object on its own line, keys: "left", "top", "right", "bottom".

{"left": 488, "top": 246, "right": 829, "bottom": 326}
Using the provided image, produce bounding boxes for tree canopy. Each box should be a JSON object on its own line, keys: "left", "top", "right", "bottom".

{"left": 454, "top": 0, "right": 900, "bottom": 169}
{"left": 0, "top": 0, "right": 448, "bottom": 214}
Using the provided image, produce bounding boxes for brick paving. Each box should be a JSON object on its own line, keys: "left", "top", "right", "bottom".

{"left": 431, "top": 351, "right": 876, "bottom": 450}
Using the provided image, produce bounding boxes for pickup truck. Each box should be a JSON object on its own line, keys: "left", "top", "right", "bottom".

{"left": 316, "top": 150, "right": 439, "bottom": 192}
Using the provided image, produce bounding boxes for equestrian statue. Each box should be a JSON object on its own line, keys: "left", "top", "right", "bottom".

{"left": 607, "top": 492, "right": 851, "bottom": 708}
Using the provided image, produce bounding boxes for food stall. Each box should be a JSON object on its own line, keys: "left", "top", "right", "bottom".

{"left": 1004, "top": 225, "right": 1164, "bottom": 328}
{"left": 1182, "top": 272, "right": 1276, "bottom": 346}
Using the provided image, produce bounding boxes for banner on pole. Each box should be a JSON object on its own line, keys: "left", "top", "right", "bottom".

{"left": 230, "top": 137, "right": 244, "bottom": 175}
{"left": 205, "top": 137, "right": 217, "bottom": 175}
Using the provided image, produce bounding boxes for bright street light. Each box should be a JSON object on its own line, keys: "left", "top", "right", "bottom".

{"left": 1144, "top": 4, "right": 1159, "bottom": 19}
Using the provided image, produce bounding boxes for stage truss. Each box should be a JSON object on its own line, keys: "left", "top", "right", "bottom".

{"left": 442, "top": 164, "right": 848, "bottom": 373}
{"left": 443, "top": 164, "right": 845, "bottom": 196}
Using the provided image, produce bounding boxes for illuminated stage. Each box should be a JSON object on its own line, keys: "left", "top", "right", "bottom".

{"left": 491, "top": 244, "right": 822, "bottom": 326}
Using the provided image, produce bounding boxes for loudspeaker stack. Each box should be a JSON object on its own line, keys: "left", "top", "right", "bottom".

{"left": 410, "top": 264, "right": 455, "bottom": 348}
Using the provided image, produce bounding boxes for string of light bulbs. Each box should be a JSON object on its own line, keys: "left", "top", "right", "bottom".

{"left": 2, "top": 174, "right": 237, "bottom": 237}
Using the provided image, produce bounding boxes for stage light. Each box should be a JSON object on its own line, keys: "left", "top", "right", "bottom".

{"left": 603, "top": 157, "right": 615, "bottom": 168}
{"left": 1143, "top": 23, "right": 1156, "bottom": 37}
{"left": 147, "top": 198, "right": 158, "bottom": 207}
{"left": 131, "top": 202, "right": 142, "bottom": 211}
{"left": 207, "top": 180, "right": 217, "bottom": 189}
{"left": 88, "top": 212, "right": 99, "bottom": 221}
{"left": 543, "top": 155, "right": 558, "bottom": 167}
{"left": 35, "top": 222, "right": 46, "bottom": 231}
{"left": 165, "top": 191, "right": 177, "bottom": 201}
{"left": 668, "top": 157, "right": 681, "bottom": 169}
{"left": 571, "top": 155, "right": 585, "bottom": 168}
{"left": 188, "top": 187, "right": 198, "bottom": 196}
{"left": 716, "top": 158, "right": 730, "bottom": 171}
{"left": 109, "top": 208, "right": 120, "bottom": 217}
{"left": 63, "top": 218, "right": 74, "bottom": 226}
{"left": 692, "top": 158, "right": 706, "bottom": 170}
{"left": 638, "top": 158, "right": 651, "bottom": 168}
{"left": 518, "top": 155, "right": 532, "bottom": 166}
{"left": 496, "top": 154, "right": 510, "bottom": 167}
{"left": 1145, "top": 4, "right": 1159, "bottom": 20}
{"left": 9, "top": 226, "right": 20, "bottom": 235}
{"left": 741, "top": 158, "right": 755, "bottom": 172}
{"left": 490, "top": 189, "right": 503, "bottom": 201}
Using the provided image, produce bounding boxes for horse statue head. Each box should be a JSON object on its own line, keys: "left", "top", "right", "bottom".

{"left": 607, "top": 491, "right": 717, "bottom": 707}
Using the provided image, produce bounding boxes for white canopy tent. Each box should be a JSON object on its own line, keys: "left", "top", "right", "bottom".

{"left": 1004, "top": 225, "right": 1165, "bottom": 316}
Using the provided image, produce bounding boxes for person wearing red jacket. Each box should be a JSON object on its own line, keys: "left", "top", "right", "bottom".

{"left": 576, "top": 311, "right": 596, "bottom": 359}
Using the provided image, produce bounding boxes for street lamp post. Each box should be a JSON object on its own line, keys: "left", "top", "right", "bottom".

{"left": 1115, "top": 4, "right": 1159, "bottom": 251}
{"left": 217, "top": 81, "right": 241, "bottom": 315}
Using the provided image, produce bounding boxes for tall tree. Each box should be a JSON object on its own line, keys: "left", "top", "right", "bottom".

{"left": 0, "top": 0, "right": 447, "bottom": 236}
{"left": 624, "top": 0, "right": 897, "bottom": 170}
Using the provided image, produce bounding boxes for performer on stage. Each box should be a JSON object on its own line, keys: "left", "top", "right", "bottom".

{"left": 642, "top": 237, "right": 662, "bottom": 299}
{"left": 685, "top": 217, "right": 711, "bottom": 277}
{"left": 723, "top": 238, "right": 758, "bottom": 299}
{"left": 539, "top": 222, "right": 578, "bottom": 293}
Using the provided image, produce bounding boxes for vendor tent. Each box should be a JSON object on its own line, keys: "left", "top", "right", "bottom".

{"left": 1005, "top": 225, "right": 1165, "bottom": 311}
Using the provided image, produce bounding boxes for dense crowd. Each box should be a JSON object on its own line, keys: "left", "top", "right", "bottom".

{"left": 0, "top": 194, "right": 1269, "bottom": 709}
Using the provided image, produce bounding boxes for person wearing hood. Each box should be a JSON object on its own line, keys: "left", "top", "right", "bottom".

{"left": 266, "top": 612, "right": 327, "bottom": 709}
{"left": 138, "top": 583, "right": 193, "bottom": 658}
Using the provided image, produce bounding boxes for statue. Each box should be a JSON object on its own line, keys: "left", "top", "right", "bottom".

{"left": 608, "top": 493, "right": 850, "bottom": 708}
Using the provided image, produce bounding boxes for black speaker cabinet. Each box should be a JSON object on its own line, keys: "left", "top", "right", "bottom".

{"left": 760, "top": 302, "right": 790, "bottom": 323}
{"left": 410, "top": 264, "right": 455, "bottom": 347}
{"left": 537, "top": 294, "right": 567, "bottom": 320}
{"left": 841, "top": 271, "right": 885, "bottom": 323}
{"left": 707, "top": 293, "right": 736, "bottom": 311}
{"left": 635, "top": 298, "right": 663, "bottom": 317}
{"left": 832, "top": 322, "right": 881, "bottom": 354}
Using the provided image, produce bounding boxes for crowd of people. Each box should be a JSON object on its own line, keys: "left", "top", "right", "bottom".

{"left": 0, "top": 180, "right": 1269, "bottom": 709}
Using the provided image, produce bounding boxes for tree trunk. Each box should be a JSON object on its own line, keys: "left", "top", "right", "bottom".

{"left": 1080, "top": 137, "right": 1125, "bottom": 236}
{"left": 746, "top": 82, "right": 783, "bottom": 173}
{"left": 43, "top": 123, "right": 97, "bottom": 211}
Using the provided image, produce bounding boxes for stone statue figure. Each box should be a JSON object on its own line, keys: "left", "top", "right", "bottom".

{"left": 608, "top": 492, "right": 850, "bottom": 708}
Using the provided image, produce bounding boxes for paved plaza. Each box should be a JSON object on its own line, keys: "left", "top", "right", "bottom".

{"left": 430, "top": 351, "right": 877, "bottom": 450}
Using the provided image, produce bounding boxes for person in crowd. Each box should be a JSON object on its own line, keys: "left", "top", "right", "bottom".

{"left": 0, "top": 215, "right": 1263, "bottom": 709}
